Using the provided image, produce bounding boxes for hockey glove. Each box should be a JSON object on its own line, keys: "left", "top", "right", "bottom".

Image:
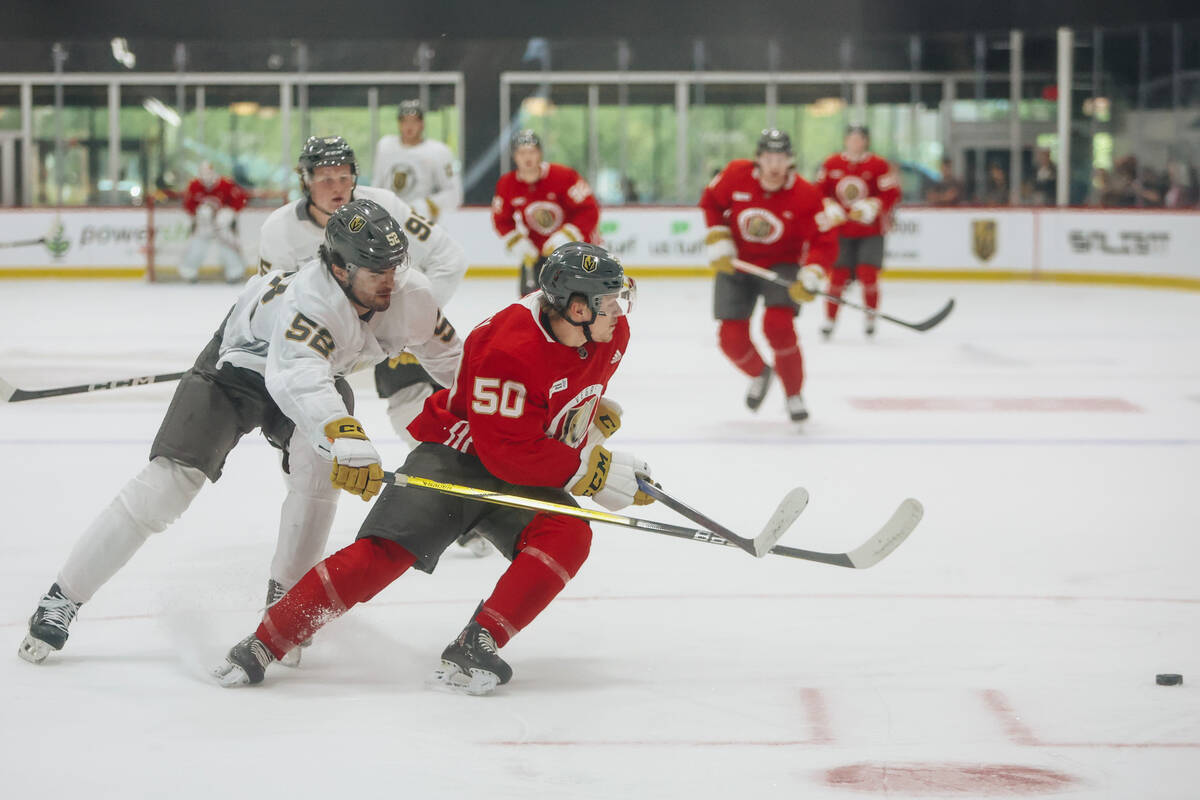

{"left": 849, "top": 197, "right": 882, "bottom": 225}
{"left": 541, "top": 225, "right": 585, "bottom": 257}
{"left": 567, "top": 444, "right": 656, "bottom": 511}
{"left": 592, "top": 397, "right": 622, "bottom": 439}
{"left": 816, "top": 198, "right": 847, "bottom": 232}
{"left": 705, "top": 226, "right": 736, "bottom": 274}
{"left": 504, "top": 232, "right": 539, "bottom": 271}
{"left": 323, "top": 416, "right": 384, "bottom": 502}
{"left": 787, "top": 265, "right": 827, "bottom": 304}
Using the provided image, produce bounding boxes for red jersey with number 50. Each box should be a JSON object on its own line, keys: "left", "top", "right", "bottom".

{"left": 408, "top": 294, "right": 630, "bottom": 488}
{"left": 815, "top": 152, "right": 901, "bottom": 238}
{"left": 699, "top": 159, "right": 837, "bottom": 270}
{"left": 491, "top": 163, "right": 600, "bottom": 251}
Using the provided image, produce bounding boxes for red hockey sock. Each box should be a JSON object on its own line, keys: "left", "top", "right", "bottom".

{"left": 858, "top": 265, "right": 880, "bottom": 310}
{"left": 826, "top": 267, "right": 851, "bottom": 321}
{"left": 762, "top": 306, "right": 804, "bottom": 396}
{"left": 717, "top": 319, "right": 766, "bottom": 378}
{"left": 256, "top": 536, "right": 416, "bottom": 659}
{"left": 476, "top": 514, "right": 591, "bottom": 648}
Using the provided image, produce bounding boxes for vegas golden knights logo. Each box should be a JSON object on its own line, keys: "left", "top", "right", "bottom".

{"left": 348, "top": 214, "right": 366, "bottom": 233}
{"left": 391, "top": 171, "right": 409, "bottom": 192}
{"left": 581, "top": 254, "right": 598, "bottom": 272}
{"left": 972, "top": 219, "right": 997, "bottom": 262}
{"left": 745, "top": 215, "right": 772, "bottom": 239}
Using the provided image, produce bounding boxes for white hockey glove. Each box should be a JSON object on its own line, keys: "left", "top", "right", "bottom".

{"left": 705, "top": 227, "right": 736, "bottom": 274}
{"left": 788, "top": 265, "right": 827, "bottom": 304}
{"left": 504, "top": 231, "right": 539, "bottom": 270}
{"left": 540, "top": 225, "right": 584, "bottom": 257}
{"left": 567, "top": 444, "right": 655, "bottom": 511}
{"left": 816, "top": 198, "right": 847, "bottom": 232}
{"left": 214, "top": 206, "right": 237, "bottom": 231}
{"left": 849, "top": 197, "right": 882, "bottom": 225}
{"left": 322, "top": 417, "right": 384, "bottom": 501}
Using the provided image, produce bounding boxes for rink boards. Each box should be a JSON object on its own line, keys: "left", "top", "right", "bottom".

{"left": 0, "top": 205, "right": 1198, "bottom": 289}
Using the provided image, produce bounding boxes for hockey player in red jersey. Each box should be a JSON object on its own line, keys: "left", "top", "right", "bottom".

{"left": 214, "top": 242, "right": 651, "bottom": 694}
{"left": 815, "top": 126, "right": 901, "bottom": 338}
{"left": 179, "top": 162, "right": 249, "bottom": 283}
{"left": 492, "top": 130, "right": 601, "bottom": 295}
{"left": 700, "top": 129, "right": 838, "bottom": 422}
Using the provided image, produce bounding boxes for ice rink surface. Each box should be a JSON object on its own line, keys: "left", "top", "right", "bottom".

{"left": 1, "top": 275, "right": 1197, "bottom": 798}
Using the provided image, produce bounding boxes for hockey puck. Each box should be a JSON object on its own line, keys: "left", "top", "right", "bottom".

{"left": 1156, "top": 673, "right": 1183, "bottom": 686}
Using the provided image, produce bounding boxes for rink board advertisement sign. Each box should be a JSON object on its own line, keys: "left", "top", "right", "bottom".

{"left": 0, "top": 208, "right": 271, "bottom": 272}
{"left": 1, "top": 206, "right": 1198, "bottom": 285}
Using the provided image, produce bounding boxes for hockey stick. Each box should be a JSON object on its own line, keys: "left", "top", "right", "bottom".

{"left": 0, "top": 370, "right": 186, "bottom": 402}
{"left": 731, "top": 258, "right": 955, "bottom": 333}
{"left": 384, "top": 471, "right": 808, "bottom": 559}
{"left": 638, "top": 477, "right": 921, "bottom": 568}
{"left": 0, "top": 237, "right": 47, "bottom": 249}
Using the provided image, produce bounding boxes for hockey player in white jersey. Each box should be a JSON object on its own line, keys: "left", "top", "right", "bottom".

{"left": 259, "top": 136, "right": 484, "bottom": 558}
{"left": 371, "top": 100, "right": 462, "bottom": 223}
{"left": 18, "top": 198, "right": 462, "bottom": 666}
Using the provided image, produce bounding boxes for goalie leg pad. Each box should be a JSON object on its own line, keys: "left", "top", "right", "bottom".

{"left": 717, "top": 319, "right": 766, "bottom": 378}
{"left": 257, "top": 536, "right": 416, "bottom": 658}
{"left": 762, "top": 307, "right": 805, "bottom": 397}
{"left": 476, "top": 515, "right": 592, "bottom": 647}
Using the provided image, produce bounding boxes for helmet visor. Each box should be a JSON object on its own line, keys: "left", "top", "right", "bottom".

{"left": 595, "top": 276, "right": 637, "bottom": 317}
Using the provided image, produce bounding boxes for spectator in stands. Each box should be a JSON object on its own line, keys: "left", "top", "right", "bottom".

{"left": 1031, "top": 148, "right": 1056, "bottom": 205}
{"left": 1164, "top": 161, "right": 1199, "bottom": 209}
{"left": 982, "top": 162, "right": 1009, "bottom": 205}
{"left": 925, "top": 157, "right": 964, "bottom": 206}
{"left": 1105, "top": 157, "right": 1139, "bottom": 207}
{"left": 1086, "top": 168, "right": 1111, "bottom": 207}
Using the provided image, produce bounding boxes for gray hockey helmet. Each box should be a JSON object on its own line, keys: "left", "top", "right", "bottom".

{"left": 322, "top": 198, "right": 408, "bottom": 274}
{"left": 539, "top": 242, "right": 634, "bottom": 323}
{"left": 756, "top": 128, "right": 793, "bottom": 156}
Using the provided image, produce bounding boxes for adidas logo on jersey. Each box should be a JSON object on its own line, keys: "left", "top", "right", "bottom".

{"left": 610, "top": 349, "right": 623, "bottom": 364}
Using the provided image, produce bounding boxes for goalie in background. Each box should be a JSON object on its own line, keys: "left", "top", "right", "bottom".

{"left": 179, "top": 162, "right": 249, "bottom": 284}
{"left": 815, "top": 126, "right": 901, "bottom": 338}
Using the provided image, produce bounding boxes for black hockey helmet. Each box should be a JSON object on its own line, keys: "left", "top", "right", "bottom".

{"left": 756, "top": 128, "right": 793, "bottom": 156}
{"left": 512, "top": 129, "right": 543, "bottom": 151}
{"left": 321, "top": 198, "right": 409, "bottom": 276}
{"left": 298, "top": 135, "right": 358, "bottom": 197}
{"left": 539, "top": 242, "right": 635, "bottom": 327}
{"left": 397, "top": 99, "right": 423, "bottom": 119}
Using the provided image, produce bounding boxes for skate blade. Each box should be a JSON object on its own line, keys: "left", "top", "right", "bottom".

{"left": 17, "top": 635, "right": 53, "bottom": 664}
{"left": 430, "top": 660, "right": 500, "bottom": 696}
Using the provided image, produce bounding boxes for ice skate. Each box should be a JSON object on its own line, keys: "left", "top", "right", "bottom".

{"left": 431, "top": 620, "right": 512, "bottom": 696}
{"left": 864, "top": 312, "right": 877, "bottom": 337}
{"left": 212, "top": 635, "right": 276, "bottom": 687}
{"left": 456, "top": 532, "right": 492, "bottom": 558}
{"left": 786, "top": 393, "right": 809, "bottom": 422}
{"left": 745, "top": 365, "right": 774, "bottom": 411}
{"left": 18, "top": 583, "right": 81, "bottom": 664}
{"left": 265, "top": 578, "right": 308, "bottom": 667}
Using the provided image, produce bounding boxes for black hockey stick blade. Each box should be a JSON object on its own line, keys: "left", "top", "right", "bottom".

{"left": 767, "top": 498, "right": 923, "bottom": 568}
{"left": 636, "top": 476, "right": 808, "bottom": 557}
{"left": 1, "top": 371, "right": 187, "bottom": 402}
{"left": 895, "top": 297, "right": 955, "bottom": 332}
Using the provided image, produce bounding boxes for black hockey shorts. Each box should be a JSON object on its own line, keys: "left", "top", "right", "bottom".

{"left": 833, "top": 235, "right": 885, "bottom": 277}
{"left": 373, "top": 352, "right": 441, "bottom": 399}
{"left": 150, "top": 325, "right": 353, "bottom": 482}
{"left": 713, "top": 262, "right": 800, "bottom": 320}
{"left": 356, "top": 442, "right": 578, "bottom": 574}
